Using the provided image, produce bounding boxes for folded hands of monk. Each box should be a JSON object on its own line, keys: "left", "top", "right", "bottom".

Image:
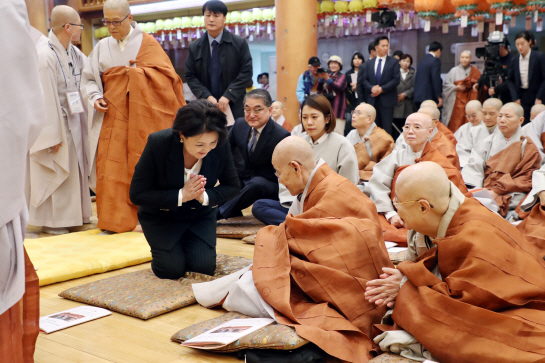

{"left": 388, "top": 215, "right": 405, "bottom": 228}
{"left": 364, "top": 267, "right": 404, "bottom": 308}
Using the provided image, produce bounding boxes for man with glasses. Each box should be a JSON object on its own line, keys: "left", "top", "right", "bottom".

{"left": 217, "top": 89, "right": 289, "bottom": 219}
{"left": 185, "top": 0, "right": 252, "bottom": 120}
{"left": 28, "top": 5, "right": 91, "bottom": 235}
{"left": 82, "top": 0, "right": 186, "bottom": 234}
{"left": 365, "top": 113, "right": 467, "bottom": 244}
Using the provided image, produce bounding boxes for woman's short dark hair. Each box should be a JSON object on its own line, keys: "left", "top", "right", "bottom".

{"left": 400, "top": 53, "right": 413, "bottom": 66}
{"left": 393, "top": 50, "right": 404, "bottom": 58}
{"left": 515, "top": 30, "right": 532, "bottom": 43}
{"left": 171, "top": 100, "right": 228, "bottom": 145}
{"left": 300, "top": 94, "right": 336, "bottom": 133}
{"left": 351, "top": 52, "right": 365, "bottom": 68}
{"left": 202, "top": 0, "right": 228, "bottom": 16}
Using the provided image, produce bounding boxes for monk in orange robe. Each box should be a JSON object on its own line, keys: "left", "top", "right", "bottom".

{"left": 366, "top": 113, "right": 467, "bottom": 245}
{"left": 82, "top": 0, "right": 186, "bottom": 233}
{"left": 517, "top": 165, "right": 545, "bottom": 257}
{"left": 421, "top": 99, "right": 457, "bottom": 145}
{"left": 420, "top": 106, "right": 460, "bottom": 169}
{"left": 366, "top": 162, "right": 545, "bottom": 363}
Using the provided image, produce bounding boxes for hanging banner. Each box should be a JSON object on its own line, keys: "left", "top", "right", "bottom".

{"left": 442, "top": 22, "right": 448, "bottom": 33}
{"left": 496, "top": 11, "right": 503, "bottom": 25}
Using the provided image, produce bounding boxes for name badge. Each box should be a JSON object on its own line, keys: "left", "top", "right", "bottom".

{"left": 67, "top": 91, "right": 84, "bottom": 114}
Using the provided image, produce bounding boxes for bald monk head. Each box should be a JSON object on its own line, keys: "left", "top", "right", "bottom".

{"left": 272, "top": 136, "right": 317, "bottom": 196}
{"left": 530, "top": 104, "right": 545, "bottom": 121}
{"left": 103, "top": 0, "right": 133, "bottom": 40}
{"left": 395, "top": 161, "right": 451, "bottom": 237}
{"left": 418, "top": 106, "right": 440, "bottom": 128}
{"left": 50, "top": 6, "right": 82, "bottom": 47}
{"left": 271, "top": 101, "right": 285, "bottom": 121}
{"left": 421, "top": 100, "right": 438, "bottom": 109}
{"left": 351, "top": 103, "right": 376, "bottom": 135}
{"left": 498, "top": 102, "right": 524, "bottom": 139}
{"left": 403, "top": 113, "right": 433, "bottom": 153}
{"left": 482, "top": 98, "right": 502, "bottom": 128}
{"left": 465, "top": 100, "right": 483, "bottom": 126}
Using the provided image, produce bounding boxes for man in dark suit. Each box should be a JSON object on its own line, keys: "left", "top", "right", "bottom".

{"left": 506, "top": 30, "right": 545, "bottom": 125}
{"left": 185, "top": 0, "right": 252, "bottom": 119}
{"left": 218, "top": 89, "right": 291, "bottom": 219}
{"left": 413, "top": 41, "right": 443, "bottom": 110}
{"left": 358, "top": 36, "right": 400, "bottom": 136}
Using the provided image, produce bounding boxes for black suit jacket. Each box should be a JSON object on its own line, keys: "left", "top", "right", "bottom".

{"left": 357, "top": 56, "right": 400, "bottom": 107}
{"left": 185, "top": 29, "right": 253, "bottom": 119}
{"left": 413, "top": 53, "right": 442, "bottom": 104}
{"left": 130, "top": 129, "right": 240, "bottom": 249}
{"left": 229, "top": 117, "right": 290, "bottom": 183}
{"left": 506, "top": 50, "right": 545, "bottom": 102}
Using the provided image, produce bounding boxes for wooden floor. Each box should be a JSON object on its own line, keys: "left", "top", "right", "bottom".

{"left": 30, "top": 203, "right": 255, "bottom": 363}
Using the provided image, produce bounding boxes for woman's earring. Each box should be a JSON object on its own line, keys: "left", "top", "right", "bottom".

{"left": 180, "top": 138, "right": 184, "bottom": 144}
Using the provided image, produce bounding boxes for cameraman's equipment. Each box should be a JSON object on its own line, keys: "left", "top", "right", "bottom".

{"left": 372, "top": 10, "right": 397, "bottom": 28}
{"left": 317, "top": 68, "right": 326, "bottom": 74}
{"left": 476, "top": 31, "right": 509, "bottom": 89}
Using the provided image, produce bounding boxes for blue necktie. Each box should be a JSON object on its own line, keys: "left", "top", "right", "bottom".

{"left": 376, "top": 58, "right": 382, "bottom": 85}
{"left": 248, "top": 128, "right": 258, "bottom": 155}
{"left": 209, "top": 40, "right": 223, "bottom": 100}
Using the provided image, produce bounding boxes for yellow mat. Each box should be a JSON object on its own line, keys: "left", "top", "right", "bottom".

{"left": 25, "top": 229, "right": 152, "bottom": 286}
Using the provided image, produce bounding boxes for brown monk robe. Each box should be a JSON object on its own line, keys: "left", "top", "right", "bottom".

{"left": 420, "top": 106, "right": 460, "bottom": 169}
{"left": 436, "top": 121, "right": 457, "bottom": 146}
{"left": 0, "top": 250, "right": 40, "bottom": 363}
{"left": 517, "top": 166, "right": 545, "bottom": 257}
{"left": 253, "top": 137, "right": 393, "bottom": 363}
{"left": 367, "top": 163, "right": 545, "bottom": 363}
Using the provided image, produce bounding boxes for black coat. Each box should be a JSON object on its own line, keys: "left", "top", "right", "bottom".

{"left": 506, "top": 50, "right": 545, "bottom": 102}
{"left": 345, "top": 68, "right": 360, "bottom": 113}
{"left": 130, "top": 129, "right": 240, "bottom": 250}
{"left": 185, "top": 29, "right": 253, "bottom": 119}
{"left": 229, "top": 117, "right": 291, "bottom": 184}
{"left": 413, "top": 53, "right": 442, "bottom": 104}
{"left": 357, "top": 56, "right": 400, "bottom": 107}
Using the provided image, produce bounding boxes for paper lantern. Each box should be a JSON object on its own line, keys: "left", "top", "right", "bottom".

{"left": 451, "top": 0, "right": 479, "bottom": 13}
{"left": 415, "top": 0, "right": 444, "bottom": 16}
{"left": 155, "top": 19, "right": 165, "bottom": 31}
{"left": 363, "top": 0, "right": 379, "bottom": 8}
{"left": 163, "top": 19, "right": 174, "bottom": 30}
{"left": 191, "top": 16, "right": 201, "bottom": 27}
{"left": 181, "top": 16, "right": 192, "bottom": 29}
{"left": 173, "top": 17, "right": 183, "bottom": 29}
{"left": 230, "top": 11, "right": 242, "bottom": 23}
{"left": 146, "top": 22, "right": 157, "bottom": 33}
{"left": 99, "top": 27, "right": 109, "bottom": 38}
{"left": 241, "top": 10, "right": 252, "bottom": 23}
{"left": 94, "top": 28, "right": 101, "bottom": 38}
{"left": 321, "top": 1, "right": 335, "bottom": 13}
{"left": 439, "top": 0, "right": 456, "bottom": 17}
{"left": 335, "top": 0, "right": 350, "bottom": 12}
{"left": 226, "top": 12, "right": 231, "bottom": 23}
{"left": 253, "top": 8, "right": 263, "bottom": 21}
{"left": 263, "top": 8, "right": 275, "bottom": 20}
{"left": 349, "top": 0, "right": 365, "bottom": 11}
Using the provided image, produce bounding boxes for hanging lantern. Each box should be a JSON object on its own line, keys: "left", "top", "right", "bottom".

{"left": 472, "top": 0, "right": 491, "bottom": 20}
{"left": 415, "top": 0, "right": 444, "bottom": 18}
{"left": 451, "top": 0, "right": 479, "bottom": 27}
{"left": 349, "top": 0, "right": 365, "bottom": 11}
{"left": 439, "top": 0, "right": 456, "bottom": 18}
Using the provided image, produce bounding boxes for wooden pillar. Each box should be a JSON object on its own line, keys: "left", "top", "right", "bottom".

{"left": 276, "top": 0, "right": 318, "bottom": 127}
{"left": 25, "top": 0, "right": 49, "bottom": 35}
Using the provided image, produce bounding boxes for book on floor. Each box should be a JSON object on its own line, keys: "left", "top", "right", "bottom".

{"left": 39, "top": 306, "right": 112, "bottom": 334}
{"left": 182, "top": 318, "right": 274, "bottom": 349}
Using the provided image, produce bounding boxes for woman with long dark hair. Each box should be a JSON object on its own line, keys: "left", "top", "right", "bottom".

{"left": 345, "top": 52, "right": 365, "bottom": 135}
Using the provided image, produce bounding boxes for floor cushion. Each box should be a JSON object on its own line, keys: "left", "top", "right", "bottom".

{"left": 369, "top": 353, "right": 422, "bottom": 362}
{"left": 217, "top": 216, "right": 264, "bottom": 239}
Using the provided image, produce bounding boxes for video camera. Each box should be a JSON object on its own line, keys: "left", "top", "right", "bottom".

{"left": 475, "top": 31, "right": 509, "bottom": 88}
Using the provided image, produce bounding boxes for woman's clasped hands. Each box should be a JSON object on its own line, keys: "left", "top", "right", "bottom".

{"left": 182, "top": 173, "right": 207, "bottom": 204}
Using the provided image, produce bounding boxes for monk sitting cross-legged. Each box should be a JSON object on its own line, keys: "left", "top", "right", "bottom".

{"left": 517, "top": 164, "right": 545, "bottom": 257}
{"left": 193, "top": 136, "right": 393, "bottom": 363}
{"left": 522, "top": 103, "right": 545, "bottom": 164}
{"left": 365, "top": 113, "right": 467, "bottom": 245}
{"left": 420, "top": 99, "right": 457, "bottom": 146}
{"left": 455, "top": 100, "right": 492, "bottom": 168}
{"left": 365, "top": 162, "right": 545, "bottom": 363}
{"left": 462, "top": 102, "right": 542, "bottom": 220}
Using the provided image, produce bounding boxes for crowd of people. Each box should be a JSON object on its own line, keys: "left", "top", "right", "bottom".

{"left": 3, "top": 0, "right": 545, "bottom": 362}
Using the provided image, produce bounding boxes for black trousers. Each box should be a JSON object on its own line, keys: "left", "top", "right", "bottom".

{"left": 376, "top": 100, "right": 394, "bottom": 136}
{"left": 519, "top": 88, "right": 533, "bottom": 126}
{"left": 219, "top": 176, "right": 279, "bottom": 219}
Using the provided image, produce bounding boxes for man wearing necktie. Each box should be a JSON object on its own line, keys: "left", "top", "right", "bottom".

{"left": 217, "top": 90, "right": 290, "bottom": 219}
{"left": 185, "top": 0, "right": 253, "bottom": 120}
{"left": 358, "top": 36, "right": 400, "bottom": 136}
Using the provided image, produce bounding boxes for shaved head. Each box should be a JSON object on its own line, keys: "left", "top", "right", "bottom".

{"left": 502, "top": 102, "right": 524, "bottom": 119}
{"left": 103, "top": 0, "right": 130, "bottom": 13}
{"left": 358, "top": 103, "right": 376, "bottom": 120}
{"left": 530, "top": 104, "right": 545, "bottom": 120}
{"left": 50, "top": 5, "right": 80, "bottom": 30}
{"left": 418, "top": 106, "right": 440, "bottom": 121}
{"left": 421, "top": 100, "right": 438, "bottom": 109}
{"left": 465, "top": 100, "right": 482, "bottom": 112}
{"left": 272, "top": 101, "right": 285, "bottom": 108}
{"left": 407, "top": 112, "right": 433, "bottom": 128}
{"left": 272, "top": 136, "right": 317, "bottom": 196}
{"left": 403, "top": 113, "right": 433, "bottom": 152}
{"left": 483, "top": 98, "right": 503, "bottom": 111}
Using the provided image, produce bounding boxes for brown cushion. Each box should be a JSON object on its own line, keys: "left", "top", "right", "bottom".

{"left": 242, "top": 235, "right": 256, "bottom": 245}
{"left": 217, "top": 216, "right": 264, "bottom": 239}
{"left": 369, "top": 353, "right": 422, "bottom": 362}
{"left": 171, "top": 311, "right": 308, "bottom": 352}
{"left": 59, "top": 254, "right": 252, "bottom": 320}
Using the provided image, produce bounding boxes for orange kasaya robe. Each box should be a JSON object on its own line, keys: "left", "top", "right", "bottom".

{"left": 483, "top": 137, "right": 541, "bottom": 217}
{"left": 96, "top": 33, "right": 186, "bottom": 232}
{"left": 253, "top": 164, "right": 394, "bottom": 363}
{"left": 392, "top": 198, "right": 545, "bottom": 363}
{"left": 431, "top": 130, "right": 460, "bottom": 169}
{"left": 517, "top": 204, "right": 545, "bottom": 259}
{"left": 281, "top": 119, "right": 293, "bottom": 132}
{"left": 447, "top": 65, "right": 481, "bottom": 133}
{"left": 380, "top": 142, "right": 468, "bottom": 245}
{"left": 354, "top": 126, "right": 395, "bottom": 181}
{"left": 0, "top": 248, "right": 39, "bottom": 363}
{"left": 436, "top": 121, "right": 457, "bottom": 146}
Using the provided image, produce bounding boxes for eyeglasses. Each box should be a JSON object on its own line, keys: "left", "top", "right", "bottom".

{"left": 65, "top": 23, "right": 84, "bottom": 29}
{"left": 102, "top": 13, "right": 130, "bottom": 27}
{"left": 244, "top": 108, "right": 265, "bottom": 116}
{"left": 351, "top": 110, "right": 363, "bottom": 116}
{"left": 465, "top": 113, "right": 479, "bottom": 119}
{"left": 274, "top": 160, "right": 301, "bottom": 179}
{"left": 402, "top": 125, "right": 425, "bottom": 131}
{"left": 393, "top": 197, "right": 434, "bottom": 209}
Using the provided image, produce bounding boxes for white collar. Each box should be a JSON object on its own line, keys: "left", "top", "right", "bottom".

{"left": 310, "top": 132, "right": 329, "bottom": 145}
{"left": 358, "top": 122, "right": 376, "bottom": 140}
{"left": 119, "top": 25, "right": 134, "bottom": 45}
{"left": 436, "top": 182, "right": 466, "bottom": 238}
{"left": 520, "top": 49, "right": 531, "bottom": 61}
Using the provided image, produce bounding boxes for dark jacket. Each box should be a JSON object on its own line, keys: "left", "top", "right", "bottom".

{"left": 345, "top": 68, "right": 360, "bottom": 113}
{"left": 506, "top": 50, "right": 545, "bottom": 102}
{"left": 393, "top": 69, "right": 416, "bottom": 119}
{"left": 185, "top": 29, "right": 252, "bottom": 119}
{"left": 413, "top": 53, "right": 442, "bottom": 104}
{"left": 229, "top": 117, "right": 290, "bottom": 184}
{"left": 130, "top": 129, "right": 240, "bottom": 249}
{"left": 357, "top": 55, "right": 401, "bottom": 107}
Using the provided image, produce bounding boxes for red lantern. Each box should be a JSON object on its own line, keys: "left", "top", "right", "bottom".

{"left": 415, "top": 0, "right": 444, "bottom": 17}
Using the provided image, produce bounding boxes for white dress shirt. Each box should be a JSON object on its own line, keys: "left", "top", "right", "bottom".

{"left": 118, "top": 26, "right": 134, "bottom": 52}
{"left": 374, "top": 55, "right": 387, "bottom": 76}
{"left": 248, "top": 124, "right": 266, "bottom": 146}
{"left": 177, "top": 158, "right": 209, "bottom": 206}
{"left": 520, "top": 49, "right": 531, "bottom": 89}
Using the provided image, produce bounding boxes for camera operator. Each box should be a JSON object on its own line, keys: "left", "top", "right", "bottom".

{"left": 506, "top": 30, "right": 545, "bottom": 124}
{"left": 296, "top": 56, "right": 329, "bottom": 103}
{"left": 473, "top": 32, "right": 513, "bottom": 104}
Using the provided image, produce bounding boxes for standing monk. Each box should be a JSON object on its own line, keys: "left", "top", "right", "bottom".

{"left": 29, "top": 6, "right": 91, "bottom": 235}
{"left": 82, "top": 0, "right": 186, "bottom": 233}
{"left": 442, "top": 51, "right": 481, "bottom": 132}
{"left": 0, "top": 0, "right": 45, "bottom": 361}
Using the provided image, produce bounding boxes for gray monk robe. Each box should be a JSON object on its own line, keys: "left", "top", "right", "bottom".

{"left": 28, "top": 31, "right": 91, "bottom": 227}
{"left": 522, "top": 110, "right": 545, "bottom": 165}
{"left": 455, "top": 121, "right": 491, "bottom": 168}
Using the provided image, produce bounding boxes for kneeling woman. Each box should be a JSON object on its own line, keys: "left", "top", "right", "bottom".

{"left": 130, "top": 100, "right": 240, "bottom": 279}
